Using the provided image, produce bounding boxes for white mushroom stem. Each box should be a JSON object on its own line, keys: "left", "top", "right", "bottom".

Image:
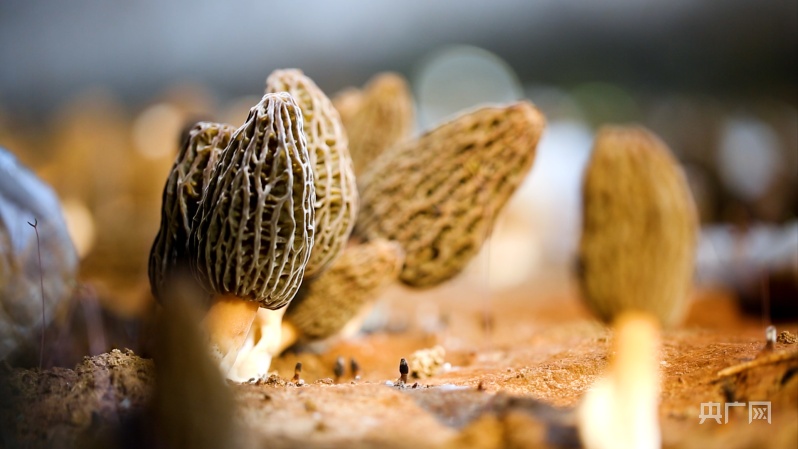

{"left": 578, "top": 312, "right": 662, "bottom": 449}
{"left": 226, "top": 307, "right": 287, "bottom": 382}
{"left": 202, "top": 294, "right": 259, "bottom": 378}
{"left": 278, "top": 320, "right": 301, "bottom": 355}
{"left": 202, "top": 294, "right": 290, "bottom": 382}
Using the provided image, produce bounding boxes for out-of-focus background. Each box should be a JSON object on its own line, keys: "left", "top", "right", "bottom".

{"left": 1, "top": 0, "right": 796, "bottom": 363}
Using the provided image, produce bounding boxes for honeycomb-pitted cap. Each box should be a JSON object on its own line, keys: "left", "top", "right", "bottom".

{"left": 356, "top": 101, "right": 545, "bottom": 288}
{"left": 266, "top": 69, "right": 358, "bottom": 278}
{"left": 285, "top": 238, "right": 404, "bottom": 340}
{"left": 148, "top": 122, "right": 235, "bottom": 300}
{"left": 578, "top": 126, "right": 698, "bottom": 326}
{"left": 191, "top": 93, "right": 316, "bottom": 310}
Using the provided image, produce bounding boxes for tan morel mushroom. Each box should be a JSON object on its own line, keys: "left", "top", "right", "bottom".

{"left": 355, "top": 102, "right": 545, "bottom": 287}
{"left": 148, "top": 93, "right": 315, "bottom": 381}
{"left": 332, "top": 72, "right": 415, "bottom": 175}
{"left": 189, "top": 92, "right": 315, "bottom": 381}
{"left": 149, "top": 122, "right": 235, "bottom": 300}
{"left": 190, "top": 92, "right": 315, "bottom": 381}
{"left": 265, "top": 69, "right": 358, "bottom": 278}
{"left": 279, "top": 238, "right": 404, "bottom": 352}
{"left": 577, "top": 126, "right": 698, "bottom": 327}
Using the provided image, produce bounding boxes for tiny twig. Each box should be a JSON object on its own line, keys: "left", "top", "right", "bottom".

{"left": 333, "top": 356, "right": 345, "bottom": 383}
{"left": 27, "top": 219, "right": 45, "bottom": 370}
{"left": 292, "top": 362, "right": 303, "bottom": 385}
{"left": 717, "top": 349, "right": 798, "bottom": 378}
{"left": 398, "top": 358, "right": 409, "bottom": 385}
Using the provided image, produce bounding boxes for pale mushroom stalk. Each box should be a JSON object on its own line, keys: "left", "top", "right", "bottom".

{"left": 578, "top": 312, "right": 661, "bottom": 449}
{"left": 201, "top": 294, "right": 260, "bottom": 376}
{"left": 224, "top": 306, "right": 287, "bottom": 381}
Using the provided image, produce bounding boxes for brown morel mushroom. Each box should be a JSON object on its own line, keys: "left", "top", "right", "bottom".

{"left": 190, "top": 92, "right": 315, "bottom": 381}
{"left": 577, "top": 126, "right": 698, "bottom": 327}
{"left": 150, "top": 93, "right": 315, "bottom": 381}
{"left": 278, "top": 238, "right": 404, "bottom": 352}
{"left": 265, "top": 69, "right": 358, "bottom": 278}
{"left": 355, "top": 102, "right": 545, "bottom": 288}
{"left": 149, "top": 122, "right": 235, "bottom": 300}
{"left": 332, "top": 72, "right": 415, "bottom": 175}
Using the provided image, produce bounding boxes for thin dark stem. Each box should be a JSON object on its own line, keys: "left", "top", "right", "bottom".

{"left": 27, "top": 219, "right": 45, "bottom": 370}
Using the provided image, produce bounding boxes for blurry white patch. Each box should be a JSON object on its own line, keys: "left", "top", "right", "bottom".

{"left": 133, "top": 102, "right": 184, "bottom": 160}
{"left": 415, "top": 45, "right": 522, "bottom": 128}
{"left": 465, "top": 120, "right": 593, "bottom": 289}
{"left": 718, "top": 116, "right": 781, "bottom": 201}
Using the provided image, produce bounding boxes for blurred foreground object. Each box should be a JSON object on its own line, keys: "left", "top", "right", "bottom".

{"left": 578, "top": 126, "right": 698, "bottom": 327}
{"left": 0, "top": 147, "right": 77, "bottom": 360}
{"left": 578, "top": 312, "right": 661, "bottom": 449}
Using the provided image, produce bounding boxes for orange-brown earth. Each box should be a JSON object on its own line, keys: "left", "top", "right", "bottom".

{"left": 2, "top": 279, "right": 796, "bottom": 449}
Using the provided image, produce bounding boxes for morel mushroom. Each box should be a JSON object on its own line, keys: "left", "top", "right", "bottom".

{"left": 149, "top": 93, "right": 315, "bottom": 381}
{"left": 149, "top": 122, "right": 235, "bottom": 300}
{"left": 332, "top": 72, "right": 415, "bottom": 175}
{"left": 265, "top": 69, "right": 358, "bottom": 278}
{"left": 355, "top": 102, "right": 545, "bottom": 287}
{"left": 577, "top": 126, "right": 698, "bottom": 327}
{"left": 279, "top": 238, "right": 404, "bottom": 352}
{"left": 191, "top": 92, "right": 315, "bottom": 381}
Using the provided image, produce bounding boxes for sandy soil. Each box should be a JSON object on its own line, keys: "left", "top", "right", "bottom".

{"left": 1, "top": 281, "right": 796, "bottom": 449}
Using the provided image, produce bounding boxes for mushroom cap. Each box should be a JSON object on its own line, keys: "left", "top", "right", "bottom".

{"left": 333, "top": 72, "right": 415, "bottom": 175}
{"left": 577, "top": 126, "right": 698, "bottom": 326}
{"left": 149, "top": 122, "right": 235, "bottom": 300}
{"left": 191, "top": 93, "right": 316, "bottom": 310}
{"left": 285, "top": 238, "right": 404, "bottom": 340}
{"left": 266, "top": 69, "right": 358, "bottom": 278}
{"left": 355, "top": 101, "right": 545, "bottom": 288}
{"left": 0, "top": 147, "right": 78, "bottom": 359}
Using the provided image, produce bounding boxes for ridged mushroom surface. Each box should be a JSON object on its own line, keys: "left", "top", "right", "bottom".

{"left": 285, "top": 238, "right": 404, "bottom": 340}
{"left": 191, "top": 93, "right": 315, "bottom": 310}
{"left": 148, "top": 122, "right": 235, "bottom": 300}
{"left": 266, "top": 69, "right": 358, "bottom": 278}
{"left": 356, "top": 102, "right": 545, "bottom": 287}
{"left": 333, "top": 72, "right": 415, "bottom": 175}
{"left": 578, "top": 126, "right": 698, "bottom": 326}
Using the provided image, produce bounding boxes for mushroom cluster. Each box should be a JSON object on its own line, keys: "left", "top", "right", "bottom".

{"left": 149, "top": 69, "right": 547, "bottom": 381}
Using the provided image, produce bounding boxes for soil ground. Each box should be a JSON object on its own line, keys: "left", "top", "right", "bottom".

{"left": 1, "top": 278, "right": 796, "bottom": 449}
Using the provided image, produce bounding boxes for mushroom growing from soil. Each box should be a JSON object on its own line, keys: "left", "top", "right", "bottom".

{"left": 149, "top": 93, "right": 315, "bottom": 381}
{"left": 577, "top": 125, "right": 698, "bottom": 326}
{"left": 578, "top": 312, "right": 661, "bottom": 449}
